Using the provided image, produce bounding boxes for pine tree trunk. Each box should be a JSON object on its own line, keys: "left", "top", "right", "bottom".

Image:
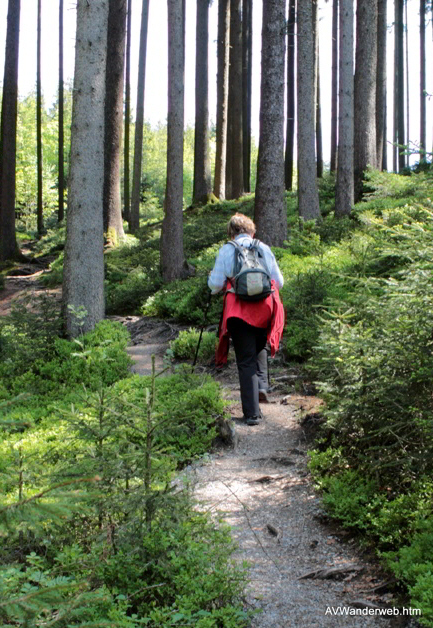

{"left": 160, "top": 0, "right": 185, "bottom": 282}
{"left": 242, "top": 0, "right": 252, "bottom": 193}
{"left": 36, "top": 0, "right": 44, "bottom": 234}
{"left": 405, "top": 0, "right": 409, "bottom": 168}
{"left": 335, "top": 0, "right": 354, "bottom": 217}
{"left": 193, "top": 0, "right": 211, "bottom": 205}
{"left": 254, "top": 0, "right": 286, "bottom": 245}
{"left": 130, "top": 0, "right": 149, "bottom": 232}
{"left": 316, "top": 35, "right": 323, "bottom": 178}
{"left": 214, "top": 0, "right": 230, "bottom": 200}
{"left": 63, "top": 0, "right": 108, "bottom": 337}
{"left": 58, "top": 0, "right": 65, "bottom": 222}
{"left": 123, "top": 0, "right": 132, "bottom": 222}
{"left": 330, "top": 0, "right": 338, "bottom": 173}
{"left": 297, "top": 0, "right": 320, "bottom": 221}
{"left": 226, "top": 0, "right": 243, "bottom": 200}
{"left": 353, "top": 0, "right": 377, "bottom": 202}
{"left": 103, "top": 0, "right": 127, "bottom": 242}
{"left": 420, "top": 0, "right": 426, "bottom": 159}
{"left": 376, "top": 0, "right": 386, "bottom": 169}
{"left": 0, "top": 0, "right": 21, "bottom": 261}
{"left": 285, "top": 0, "right": 296, "bottom": 191}
{"left": 396, "top": 0, "right": 405, "bottom": 172}
{"left": 392, "top": 0, "right": 398, "bottom": 172}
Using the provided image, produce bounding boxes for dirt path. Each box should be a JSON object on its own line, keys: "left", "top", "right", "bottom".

{"left": 125, "top": 322, "right": 405, "bottom": 628}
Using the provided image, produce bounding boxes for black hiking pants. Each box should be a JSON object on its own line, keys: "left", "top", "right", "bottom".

{"left": 227, "top": 317, "right": 268, "bottom": 419}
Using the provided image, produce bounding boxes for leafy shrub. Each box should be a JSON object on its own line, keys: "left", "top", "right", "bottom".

{"left": 170, "top": 328, "right": 217, "bottom": 363}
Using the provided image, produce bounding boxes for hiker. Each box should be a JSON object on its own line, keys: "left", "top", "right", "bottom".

{"left": 208, "top": 213, "right": 285, "bottom": 426}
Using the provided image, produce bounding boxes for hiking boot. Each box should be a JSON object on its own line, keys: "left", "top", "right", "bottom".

{"left": 244, "top": 415, "right": 261, "bottom": 426}
{"left": 259, "top": 389, "right": 269, "bottom": 403}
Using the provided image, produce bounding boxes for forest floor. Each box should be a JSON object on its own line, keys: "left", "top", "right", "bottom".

{"left": 0, "top": 273, "right": 417, "bottom": 627}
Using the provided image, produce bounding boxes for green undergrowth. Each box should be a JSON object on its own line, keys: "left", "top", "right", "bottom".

{"left": 0, "top": 303, "right": 248, "bottom": 627}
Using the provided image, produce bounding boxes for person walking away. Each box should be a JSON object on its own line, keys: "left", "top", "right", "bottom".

{"left": 208, "top": 213, "right": 285, "bottom": 426}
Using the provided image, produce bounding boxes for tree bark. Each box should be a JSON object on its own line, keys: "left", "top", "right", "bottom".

{"left": 330, "top": 0, "right": 338, "bottom": 173}
{"left": 193, "top": 0, "right": 212, "bottom": 205}
{"left": 214, "top": 0, "right": 230, "bottom": 200}
{"left": 130, "top": 0, "right": 149, "bottom": 232}
{"left": 63, "top": 0, "right": 108, "bottom": 337}
{"left": 226, "top": 0, "right": 243, "bottom": 199}
{"left": 405, "top": 0, "right": 409, "bottom": 168}
{"left": 420, "top": 0, "right": 426, "bottom": 159}
{"left": 36, "top": 0, "right": 43, "bottom": 235}
{"left": 353, "top": 0, "right": 377, "bottom": 202}
{"left": 242, "top": 0, "right": 252, "bottom": 193}
{"left": 254, "top": 0, "right": 286, "bottom": 245}
{"left": 376, "top": 0, "right": 386, "bottom": 169}
{"left": 123, "top": 0, "right": 132, "bottom": 222}
{"left": 335, "top": 0, "right": 354, "bottom": 217}
{"left": 316, "top": 32, "right": 323, "bottom": 178}
{"left": 0, "top": 0, "right": 21, "bottom": 261}
{"left": 103, "top": 0, "right": 127, "bottom": 242}
{"left": 160, "top": 0, "right": 185, "bottom": 282}
{"left": 297, "top": 0, "right": 320, "bottom": 221}
{"left": 58, "top": 0, "right": 65, "bottom": 222}
{"left": 285, "top": 0, "right": 296, "bottom": 190}
{"left": 396, "top": 0, "right": 405, "bottom": 172}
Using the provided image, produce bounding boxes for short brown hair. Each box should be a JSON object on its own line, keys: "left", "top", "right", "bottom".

{"left": 227, "top": 213, "right": 256, "bottom": 239}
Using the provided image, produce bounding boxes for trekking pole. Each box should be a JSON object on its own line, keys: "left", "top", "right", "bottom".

{"left": 192, "top": 291, "right": 212, "bottom": 370}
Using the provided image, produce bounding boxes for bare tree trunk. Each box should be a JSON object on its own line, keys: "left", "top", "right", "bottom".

{"left": 316, "top": 34, "right": 323, "bottom": 178}
{"left": 405, "top": 0, "right": 409, "bottom": 167}
{"left": 58, "top": 0, "right": 65, "bottom": 223}
{"left": 376, "top": 0, "right": 386, "bottom": 169}
{"left": 285, "top": 0, "right": 296, "bottom": 190}
{"left": 254, "top": 0, "right": 286, "bottom": 245}
{"left": 214, "top": 0, "right": 230, "bottom": 200}
{"left": 392, "top": 0, "right": 398, "bottom": 172}
{"left": 36, "top": 0, "right": 43, "bottom": 234}
{"left": 160, "top": 0, "right": 185, "bottom": 281}
{"left": 330, "top": 0, "right": 338, "bottom": 173}
{"left": 420, "top": 0, "right": 426, "bottom": 159}
{"left": 297, "top": 0, "right": 320, "bottom": 221}
{"left": 353, "top": 0, "right": 377, "bottom": 202}
{"left": 0, "top": 0, "right": 21, "bottom": 261}
{"left": 193, "top": 0, "right": 212, "bottom": 205}
{"left": 396, "top": 0, "right": 405, "bottom": 172}
{"left": 123, "top": 0, "right": 132, "bottom": 222}
{"left": 63, "top": 0, "right": 108, "bottom": 337}
{"left": 242, "top": 0, "right": 252, "bottom": 193}
{"left": 103, "top": 0, "right": 127, "bottom": 243}
{"left": 130, "top": 0, "right": 149, "bottom": 232}
{"left": 335, "top": 0, "right": 354, "bottom": 217}
{"left": 226, "top": 0, "right": 243, "bottom": 199}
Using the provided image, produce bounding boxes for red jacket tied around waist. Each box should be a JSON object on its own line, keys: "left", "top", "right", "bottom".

{"left": 215, "top": 279, "right": 285, "bottom": 367}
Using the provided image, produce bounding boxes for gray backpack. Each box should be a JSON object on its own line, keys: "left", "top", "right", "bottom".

{"left": 227, "top": 239, "right": 273, "bottom": 301}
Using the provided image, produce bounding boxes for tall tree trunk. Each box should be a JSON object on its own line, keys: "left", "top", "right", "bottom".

{"left": 376, "top": 0, "right": 386, "bottom": 169}
{"left": 36, "top": 0, "right": 43, "bottom": 234}
{"left": 392, "top": 0, "right": 398, "bottom": 171}
{"left": 193, "top": 0, "right": 212, "bottom": 205}
{"left": 123, "top": 0, "right": 132, "bottom": 222}
{"left": 226, "top": 0, "right": 243, "bottom": 199}
{"left": 254, "top": 0, "right": 286, "bottom": 245}
{"left": 58, "top": 0, "right": 65, "bottom": 222}
{"left": 330, "top": 0, "right": 338, "bottom": 173}
{"left": 103, "top": 0, "right": 127, "bottom": 243}
{"left": 335, "top": 0, "right": 354, "bottom": 217}
{"left": 405, "top": 0, "right": 409, "bottom": 167}
{"left": 353, "top": 0, "right": 377, "bottom": 202}
{"left": 316, "top": 34, "right": 323, "bottom": 178}
{"left": 0, "top": 0, "right": 21, "bottom": 261}
{"left": 160, "top": 0, "right": 185, "bottom": 281}
{"left": 242, "top": 0, "right": 252, "bottom": 193}
{"left": 297, "top": 0, "right": 320, "bottom": 221}
{"left": 130, "top": 0, "right": 149, "bottom": 232}
{"left": 285, "top": 0, "right": 296, "bottom": 190}
{"left": 420, "top": 0, "right": 426, "bottom": 159}
{"left": 63, "top": 0, "right": 108, "bottom": 337}
{"left": 396, "top": 0, "right": 405, "bottom": 172}
{"left": 214, "top": 0, "right": 230, "bottom": 200}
